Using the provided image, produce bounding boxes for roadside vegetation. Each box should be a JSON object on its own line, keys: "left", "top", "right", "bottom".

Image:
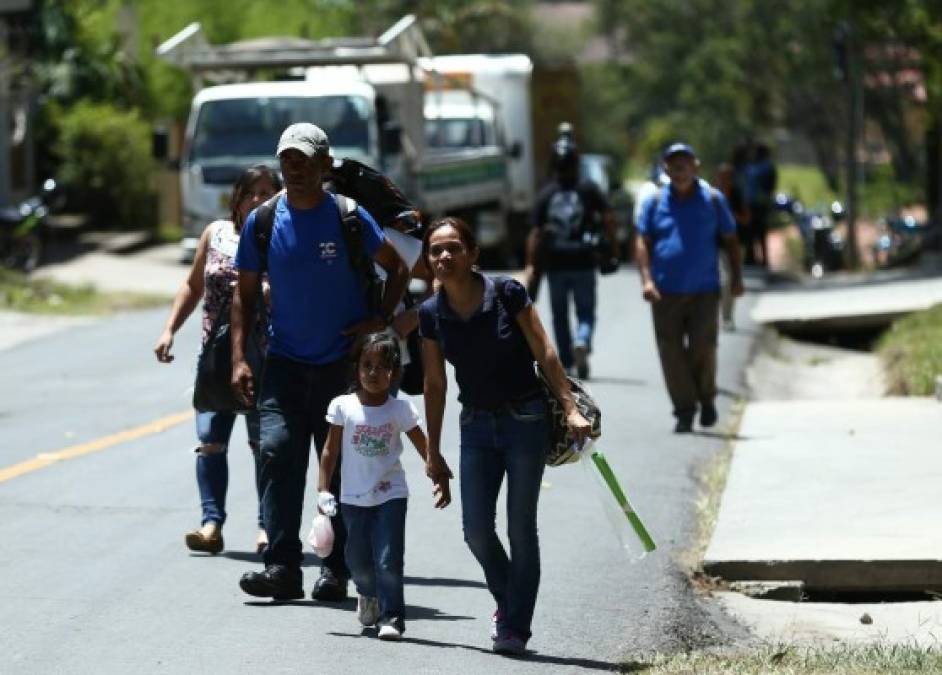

{"left": 0, "top": 268, "right": 167, "bottom": 315}
{"left": 878, "top": 303, "right": 942, "bottom": 395}
{"left": 630, "top": 643, "right": 942, "bottom": 674}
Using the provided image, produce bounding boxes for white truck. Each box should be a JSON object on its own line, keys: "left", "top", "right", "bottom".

{"left": 157, "top": 16, "right": 512, "bottom": 261}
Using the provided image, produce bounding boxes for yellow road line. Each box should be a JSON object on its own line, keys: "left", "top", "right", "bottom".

{"left": 0, "top": 410, "right": 193, "bottom": 484}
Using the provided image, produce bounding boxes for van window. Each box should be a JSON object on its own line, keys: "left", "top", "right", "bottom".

{"left": 425, "top": 117, "right": 493, "bottom": 149}
{"left": 190, "top": 95, "right": 370, "bottom": 161}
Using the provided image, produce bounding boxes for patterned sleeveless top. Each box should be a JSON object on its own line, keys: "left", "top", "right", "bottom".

{"left": 201, "top": 220, "right": 268, "bottom": 350}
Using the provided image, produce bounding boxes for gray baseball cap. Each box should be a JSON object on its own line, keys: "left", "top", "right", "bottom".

{"left": 276, "top": 123, "right": 330, "bottom": 158}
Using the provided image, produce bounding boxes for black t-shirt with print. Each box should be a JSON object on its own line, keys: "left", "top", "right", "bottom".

{"left": 533, "top": 179, "right": 610, "bottom": 270}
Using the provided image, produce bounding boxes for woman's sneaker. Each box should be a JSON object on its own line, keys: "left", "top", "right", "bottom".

{"left": 490, "top": 609, "right": 503, "bottom": 640}
{"left": 357, "top": 595, "right": 380, "bottom": 627}
{"left": 493, "top": 628, "right": 527, "bottom": 656}
{"left": 377, "top": 619, "right": 403, "bottom": 641}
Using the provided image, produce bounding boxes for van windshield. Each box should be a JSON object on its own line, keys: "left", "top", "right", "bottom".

{"left": 190, "top": 95, "right": 371, "bottom": 161}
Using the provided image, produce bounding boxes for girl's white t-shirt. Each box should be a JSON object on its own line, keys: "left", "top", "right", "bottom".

{"left": 326, "top": 393, "right": 421, "bottom": 507}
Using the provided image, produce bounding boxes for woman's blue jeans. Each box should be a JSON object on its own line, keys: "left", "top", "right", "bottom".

{"left": 342, "top": 498, "right": 407, "bottom": 632}
{"left": 459, "top": 395, "right": 548, "bottom": 640}
{"left": 194, "top": 410, "right": 262, "bottom": 528}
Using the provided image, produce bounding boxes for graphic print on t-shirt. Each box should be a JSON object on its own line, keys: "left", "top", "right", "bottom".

{"left": 351, "top": 422, "right": 395, "bottom": 457}
{"left": 546, "top": 190, "right": 584, "bottom": 241}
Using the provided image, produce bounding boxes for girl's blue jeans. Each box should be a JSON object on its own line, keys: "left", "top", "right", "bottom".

{"left": 194, "top": 410, "right": 262, "bottom": 528}
{"left": 459, "top": 395, "right": 548, "bottom": 640}
{"left": 342, "top": 498, "right": 408, "bottom": 632}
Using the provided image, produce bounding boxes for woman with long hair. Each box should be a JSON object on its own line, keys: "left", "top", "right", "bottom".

{"left": 154, "top": 165, "right": 281, "bottom": 555}
{"left": 417, "top": 217, "right": 590, "bottom": 656}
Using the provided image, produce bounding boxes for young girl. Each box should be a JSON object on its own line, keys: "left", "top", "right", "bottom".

{"left": 317, "top": 332, "right": 450, "bottom": 641}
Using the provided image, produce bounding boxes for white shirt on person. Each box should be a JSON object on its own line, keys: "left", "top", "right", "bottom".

{"left": 325, "top": 393, "right": 421, "bottom": 507}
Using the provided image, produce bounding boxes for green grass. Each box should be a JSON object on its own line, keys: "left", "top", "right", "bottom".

{"left": 155, "top": 222, "right": 184, "bottom": 244}
{"left": 877, "top": 303, "right": 942, "bottom": 395}
{"left": 627, "top": 643, "right": 942, "bottom": 674}
{"left": 0, "top": 268, "right": 169, "bottom": 315}
{"left": 778, "top": 164, "right": 838, "bottom": 212}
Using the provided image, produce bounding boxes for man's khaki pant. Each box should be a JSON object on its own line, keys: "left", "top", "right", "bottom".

{"left": 651, "top": 292, "right": 720, "bottom": 419}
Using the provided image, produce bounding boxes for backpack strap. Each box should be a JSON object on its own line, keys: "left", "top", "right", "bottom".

{"left": 647, "top": 186, "right": 725, "bottom": 243}
{"left": 253, "top": 192, "right": 282, "bottom": 274}
{"left": 336, "top": 194, "right": 383, "bottom": 314}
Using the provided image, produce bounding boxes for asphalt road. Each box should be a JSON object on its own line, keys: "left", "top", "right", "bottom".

{"left": 0, "top": 268, "right": 757, "bottom": 674}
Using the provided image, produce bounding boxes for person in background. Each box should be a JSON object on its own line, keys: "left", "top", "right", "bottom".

{"left": 715, "top": 163, "right": 749, "bottom": 330}
{"left": 526, "top": 139, "right": 617, "bottom": 379}
{"left": 745, "top": 143, "right": 777, "bottom": 268}
{"left": 154, "top": 165, "right": 281, "bottom": 555}
{"left": 635, "top": 143, "right": 743, "bottom": 433}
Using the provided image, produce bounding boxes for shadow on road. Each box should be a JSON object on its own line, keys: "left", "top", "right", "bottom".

{"left": 327, "top": 632, "right": 624, "bottom": 670}
{"left": 222, "top": 551, "right": 325, "bottom": 567}
{"left": 404, "top": 575, "right": 487, "bottom": 589}
{"left": 245, "top": 600, "right": 471, "bottom": 622}
{"left": 692, "top": 430, "right": 752, "bottom": 441}
{"left": 585, "top": 376, "right": 647, "bottom": 387}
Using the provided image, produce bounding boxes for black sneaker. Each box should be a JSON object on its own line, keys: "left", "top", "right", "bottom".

{"left": 699, "top": 403, "right": 718, "bottom": 428}
{"left": 239, "top": 564, "right": 303, "bottom": 600}
{"left": 673, "top": 413, "right": 694, "bottom": 433}
{"left": 573, "top": 343, "right": 590, "bottom": 380}
{"left": 310, "top": 568, "right": 349, "bottom": 602}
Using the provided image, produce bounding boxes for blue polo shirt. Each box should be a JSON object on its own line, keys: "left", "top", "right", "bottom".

{"left": 235, "top": 192, "right": 384, "bottom": 365}
{"left": 417, "top": 274, "right": 540, "bottom": 409}
{"left": 637, "top": 180, "right": 736, "bottom": 294}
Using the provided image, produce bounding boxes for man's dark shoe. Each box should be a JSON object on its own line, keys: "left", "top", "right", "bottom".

{"left": 310, "top": 568, "right": 349, "bottom": 602}
{"left": 673, "top": 413, "right": 694, "bottom": 433}
{"left": 700, "top": 403, "right": 718, "bottom": 428}
{"left": 239, "top": 564, "right": 303, "bottom": 600}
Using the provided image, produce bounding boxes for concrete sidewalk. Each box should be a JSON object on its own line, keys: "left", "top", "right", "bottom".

{"left": 751, "top": 275, "right": 942, "bottom": 330}
{"left": 34, "top": 242, "right": 185, "bottom": 296}
{"left": 703, "top": 398, "right": 942, "bottom": 592}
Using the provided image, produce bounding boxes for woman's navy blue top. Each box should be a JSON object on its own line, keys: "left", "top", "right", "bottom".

{"left": 418, "top": 274, "right": 540, "bottom": 409}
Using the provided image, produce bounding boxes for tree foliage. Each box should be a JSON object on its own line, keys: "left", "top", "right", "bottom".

{"left": 591, "top": 0, "right": 941, "bottom": 195}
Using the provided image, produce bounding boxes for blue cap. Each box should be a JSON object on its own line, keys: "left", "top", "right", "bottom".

{"left": 663, "top": 142, "right": 697, "bottom": 160}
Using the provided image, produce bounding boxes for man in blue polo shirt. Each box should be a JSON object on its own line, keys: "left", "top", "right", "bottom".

{"left": 230, "top": 123, "right": 409, "bottom": 601}
{"left": 636, "top": 143, "right": 743, "bottom": 433}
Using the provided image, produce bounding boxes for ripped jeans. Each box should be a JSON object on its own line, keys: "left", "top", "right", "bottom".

{"left": 194, "top": 410, "right": 263, "bottom": 527}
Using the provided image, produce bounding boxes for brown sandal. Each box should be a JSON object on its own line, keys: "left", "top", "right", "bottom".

{"left": 185, "top": 530, "right": 224, "bottom": 554}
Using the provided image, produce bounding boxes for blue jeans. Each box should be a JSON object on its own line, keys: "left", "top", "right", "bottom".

{"left": 194, "top": 410, "right": 262, "bottom": 527}
{"left": 547, "top": 269, "right": 596, "bottom": 368}
{"left": 258, "top": 354, "right": 349, "bottom": 574}
{"left": 459, "top": 395, "right": 548, "bottom": 640}
{"left": 342, "top": 498, "right": 407, "bottom": 632}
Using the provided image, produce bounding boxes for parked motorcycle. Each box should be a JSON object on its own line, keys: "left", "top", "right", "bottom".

{"left": 0, "top": 179, "right": 59, "bottom": 273}
{"left": 872, "top": 214, "right": 931, "bottom": 269}
{"left": 775, "top": 193, "right": 845, "bottom": 279}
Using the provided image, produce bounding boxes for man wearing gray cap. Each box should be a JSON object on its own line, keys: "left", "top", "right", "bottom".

{"left": 635, "top": 143, "right": 743, "bottom": 433}
{"left": 231, "top": 123, "right": 409, "bottom": 601}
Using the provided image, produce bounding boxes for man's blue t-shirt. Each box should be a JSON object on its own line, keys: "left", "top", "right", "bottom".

{"left": 637, "top": 180, "right": 736, "bottom": 294}
{"left": 235, "top": 192, "right": 384, "bottom": 365}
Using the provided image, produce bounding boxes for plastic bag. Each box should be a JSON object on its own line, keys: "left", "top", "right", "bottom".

{"left": 307, "top": 512, "right": 335, "bottom": 559}
{"left": 580, "top": 446, "right": 657, "bottom": 561}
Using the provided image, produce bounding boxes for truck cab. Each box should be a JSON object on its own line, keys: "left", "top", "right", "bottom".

{"left": 180, "top": 80, "right": 383, "bottom": 258}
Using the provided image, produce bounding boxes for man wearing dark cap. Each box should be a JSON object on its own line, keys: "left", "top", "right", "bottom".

{"left": 231, "top": 122, "right": 409, "bottom": 601}
{"left": 635, "top": 143, "right": 743, "bottom": 432}
{"left": 526, "top": 138, "right": 618, "bottom": 379}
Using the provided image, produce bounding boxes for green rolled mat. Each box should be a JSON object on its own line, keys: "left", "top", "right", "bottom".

{"left": 591, "top": 451, "right": 656, "bottom": 553}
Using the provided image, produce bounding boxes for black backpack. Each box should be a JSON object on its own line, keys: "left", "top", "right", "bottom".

{"left": 329, "top": 158, "right": 422, "bottom": 236}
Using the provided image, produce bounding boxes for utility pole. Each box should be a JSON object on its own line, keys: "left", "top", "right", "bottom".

{"left": 834, "top": 20, "right": 860, "bottom": 268}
